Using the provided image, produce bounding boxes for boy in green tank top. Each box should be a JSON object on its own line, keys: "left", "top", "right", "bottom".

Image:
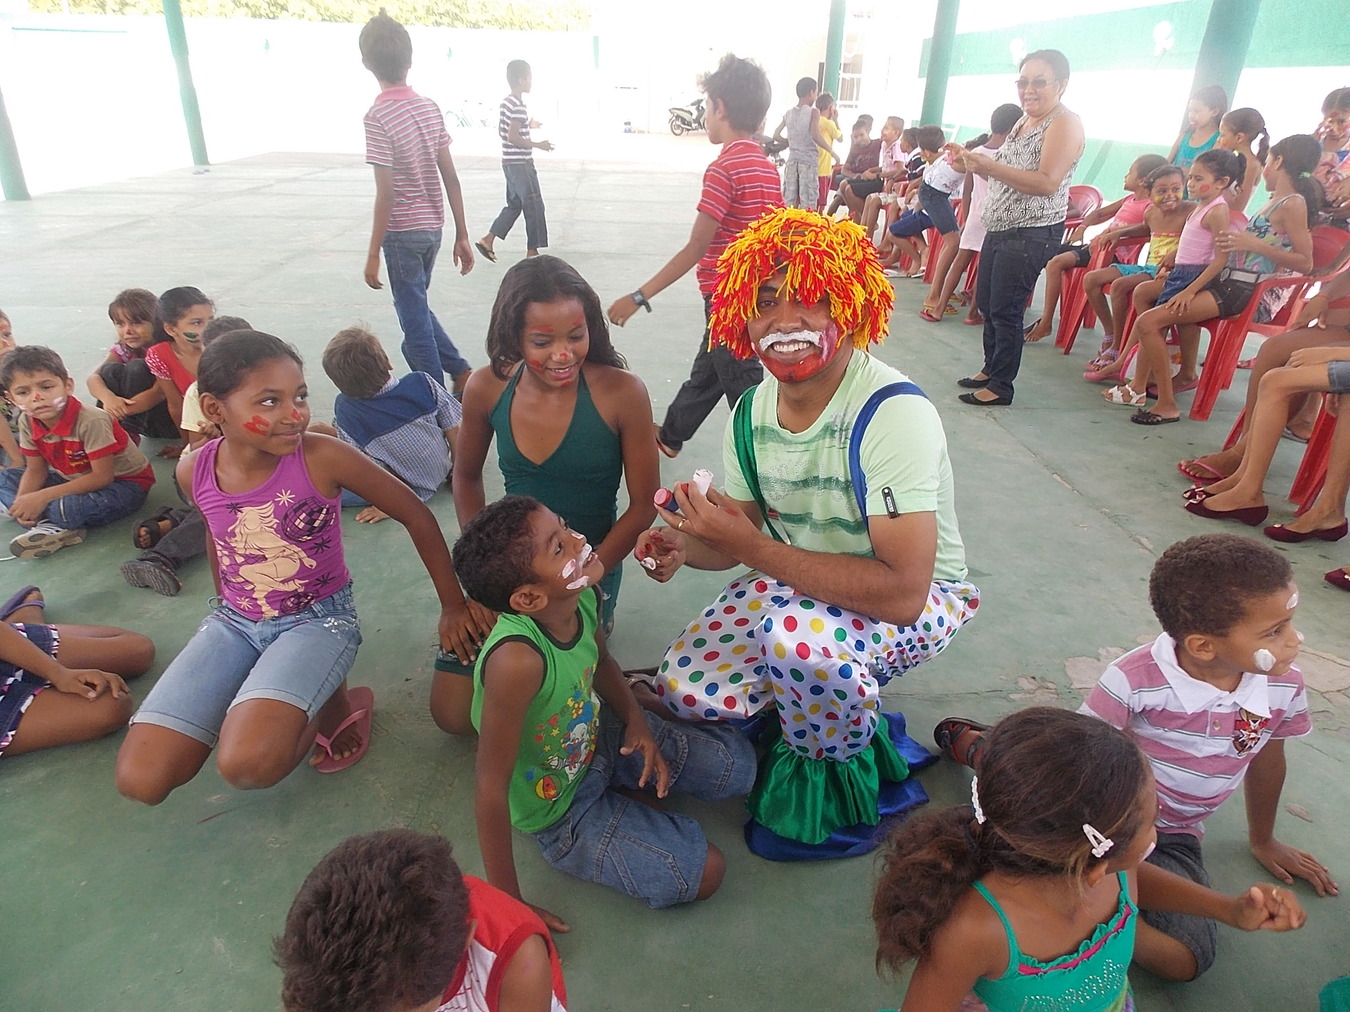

{"left": 453, "top": 495, "right": 756, "bottom": 930}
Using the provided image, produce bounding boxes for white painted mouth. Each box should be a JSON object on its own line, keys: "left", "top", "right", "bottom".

{"left": 758, "top": 329, "right": 824, "bottom": 355}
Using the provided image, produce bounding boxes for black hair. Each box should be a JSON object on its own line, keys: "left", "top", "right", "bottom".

{"left": 323, "top": 325, "right": 391, "bottom": 399}
{"left": 1192, "top": 147, "right": 1244, "bottom": 190}
{"left": 486, "top": 254, "right": 625, "bottom": 381}
{"left": 856, "top": 113, "right": 874, "bottom": 130}
{"left": 990, "top": 102, "right": 1022, "bottom": 135}
{"left": 796, "top": 76, "right": 817, "bottom": 100}
{"left": 200, "top": 315, "right": 253, "bottom": 348}
{"left": 1, "top": 345, "right": 68, "bottom": 391}
{"left": 107, "top": 288, "right": 158, "bottom": 326}
{"left": 1322, "top": 87, "right": 1350, "bottom": 115}
{"left": 815, "top": 92, "right": 835, "bottom": 114}
{"left": 1144, "top": 163, "right": 1185, "bottom": 190}
{"left": 452, "top": 495, "right": 545, "bottom": 614}
{"left": 1190, "top": 84, "right": 1229, "bottom": 120}
{"left": 700, "top": 54, "right": 772, "bottom": 134}
{"left": 153, "top": 286, "right": 213, "bottom": 345}
{"left": 915, "top": 125, "right": 945, "bottom": 153}
{"left": 197, "top": 330, "right": 303, "bottom": 399}
{"left": 873, "top": 707, "right": 1149, "bottom": 972}
{"left": 359, "top": 8, "right": 412, "bottom": 84}
{"left": 1020, "top": 49, "right": 1070, "bottom": 83}
{"left": 899, "top": 127, "right": 919, "bottom": 149}
{"left": 1131, "top": 153, "right": 1169, "bottom": 180}
{"left": 507, "top": 59, "right": 530, "bottom": 86}
{"left": 1223, "top": 107, "right": 1269, "bottom": 164}
{"left": 1268, "top": 133, "right": 1326, "bottom": 226}
{"left": 275, "top": 829, "right": 470, "bottom": 1012}
{"left": 1149, "top": 533, "right": 1294, "bottom": 640}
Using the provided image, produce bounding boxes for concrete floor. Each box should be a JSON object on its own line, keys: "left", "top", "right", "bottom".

{"left": 2, "top": 139, "right": 1348, "bottom": 1011}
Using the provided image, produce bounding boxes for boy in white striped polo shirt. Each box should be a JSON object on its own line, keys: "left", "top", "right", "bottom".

{"left": 477, "top": 60, "right": 553, "bottom": 263}
{"left": 936, "top": 533, "right": 1332, "bottom": 981}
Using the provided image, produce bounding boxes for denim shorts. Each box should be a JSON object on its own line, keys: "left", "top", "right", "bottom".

{"left": 0, "top": 623, "right": 59, "bottom": 757}
{"left": 1141, "top": 831, "right": 1217, "bottom": 977}
{"left": 531, "top": 706, "right": 756, "bottom": 908}
{"left": 1157, "top": 262, "right": 1207, "bottom": 305}
{"left": 889, "top": 208, "right": 933, "bottom": 239}
{"left": 131, "top": 584, "right": 361, "bottom": 746}
{"left": 1329, "top": 360, "right": 1350, "bottom": 394}
{"left": 917, "top": 181, "right": 959, "bottom": 235}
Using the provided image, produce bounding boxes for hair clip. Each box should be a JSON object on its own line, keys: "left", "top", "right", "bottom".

{"left": 1082, "top": 823, "right": 1114, "bottom": 858}
{"left": 970, "top": 776, "right": 987, "bottom": 824}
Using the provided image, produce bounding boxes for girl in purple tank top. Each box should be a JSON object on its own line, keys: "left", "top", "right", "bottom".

{"left": 116, "top": 331, "right": 492, "bottom": 806}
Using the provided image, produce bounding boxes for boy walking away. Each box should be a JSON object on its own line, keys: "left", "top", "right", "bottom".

{"left": 0, "top": 346, "right": 154, "bottom": 558}
{"left": 772, "top": 76, "right": 837, "bottom": 211}
{"left": 477, "top": 60, "right": 554, "bottom": 264}
{"left": 359, "top": 9, "right": 475, "bottom": 394}
{"left": 454, "top": 496, "right": 756, "bottom": 930}
{"left": 936, "top": 533, "right": 1336, "bottom": 982}
{"left": 606, "top": 53, "right": 782, "bottom": 459}
{"left": 277, "top": 829, "right": 568, "bottom": 1012}
{"left": 319, "top": 325, "right": 461, "bottom": 524}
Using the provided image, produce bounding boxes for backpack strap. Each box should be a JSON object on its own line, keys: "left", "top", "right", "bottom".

{"left": 847, "top": 381, "right": 926, "bottom": 529}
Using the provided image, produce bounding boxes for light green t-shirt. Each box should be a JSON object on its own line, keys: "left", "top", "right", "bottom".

{"left": 721, "top": 351, "right": 967, "bottom": 583}
{"left": 470, "top": 589, "right": 601, "bottom": 834}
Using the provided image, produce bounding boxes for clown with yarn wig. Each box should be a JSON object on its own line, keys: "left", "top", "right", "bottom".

{"left": 634, "top": 207, "right": 981, "bottom": 860}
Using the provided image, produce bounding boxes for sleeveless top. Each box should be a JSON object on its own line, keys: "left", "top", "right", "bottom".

{"left": 1175, "top": 130, "right": 1219, "bottom": 170}
{"left": 1175, "top": 194, "right": 1227, "bottom": 265}
{"left": 1228, "top": 193, "right": 1297, "bottom": 276}
{"left": 1146, "top": 232, "right": 1181, "bottom": 266}
{"left": 982, "top": 108, "right": 1081, "bottom": 232}
{"left": 193, "top": 437, "right": 349, "bottom": 619}
{"left": 489, "top": 367, "right": 623, "bottom": 548}
{"left": 470, "top": 588, "right": 601, "bottom": 834}
{"left": 971, "top": 872, "right": 1136, "bottom": 1012}
{"left": 1107, "top": 193, "right": 1150, "bottom": 230}
{"left": 784, "top": 104, "right": 816, "bottom": 164}
{"left": 437, "top": 875, "right": 569, "bottom": 1011}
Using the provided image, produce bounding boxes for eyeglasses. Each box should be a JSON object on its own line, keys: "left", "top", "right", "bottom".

{"left": 1015, "top": 76, "right": 1056, "bottom": 91}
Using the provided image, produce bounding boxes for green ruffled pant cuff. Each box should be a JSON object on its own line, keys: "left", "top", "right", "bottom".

{"left": 747, "top": 728, "right": 911, "bottom": 845}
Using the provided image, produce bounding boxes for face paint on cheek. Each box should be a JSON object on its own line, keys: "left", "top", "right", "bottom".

{"left": 1253, "top": 649, "right": 1277, "bottom": 672}
{"left": 1287, "top": 590, "right": 1299, "bottom": 610}
{"left": 182, "top": 332, "right": 201, "bottom": 344}
{"left": 1140, "top": 839, "right": 1157, "bottom": 863}
{"left": 243, "top": 415, "right": 270, "bottom": 434}
{"left": 290, "top": 407, "right": 303, "bottom": 422}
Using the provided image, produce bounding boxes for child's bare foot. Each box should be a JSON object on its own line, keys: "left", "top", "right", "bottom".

{"left": 1023, "top": 318, "right": 1053, "bottom": 342}
{"left": 354, "top": 506, "right": 389, "bottom": 524}
{"left": 1178, "top": 450, "right": 1240, "bottom": 482}
{"left": 157, "top": 443, "right": 185, "bottom": 459}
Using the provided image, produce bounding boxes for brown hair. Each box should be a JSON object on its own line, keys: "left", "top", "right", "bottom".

{"left": 873, "top": 707, "right": 1149, "bottom": 973}
{"left": 1149, "top": 533, "right": 1293, "bottom": 639}
{"left": 322, "top": 325, "right": 392, "bottom": 399}
{"left": 107, "top": 288, "right": 158, "bottom": 325}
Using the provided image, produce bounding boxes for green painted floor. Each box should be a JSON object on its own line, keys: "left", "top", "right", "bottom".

{"left": 3, "top": 145, "right": 1348, "bottom": 1011}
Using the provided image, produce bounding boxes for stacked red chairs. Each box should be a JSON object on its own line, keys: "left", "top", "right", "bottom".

{"left": 1055, "top": 238, "right": 1147, "bottom": 353}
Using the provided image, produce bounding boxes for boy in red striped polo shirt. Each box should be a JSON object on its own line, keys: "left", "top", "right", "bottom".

{"left": 359, "top": 10, "right": 476, "bottom": 395}
{"left": 0, "top": 346, "right": 154, "bottom": 558}
{"left": 607, "top": 53, "right": 783, "bottom": 458}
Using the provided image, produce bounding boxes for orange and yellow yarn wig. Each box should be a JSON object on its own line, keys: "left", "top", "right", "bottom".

{"left": 708, "top": 207, "right": 894, "bottom": 360}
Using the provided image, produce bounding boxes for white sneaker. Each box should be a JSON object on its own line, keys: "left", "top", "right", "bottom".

{"left": 10, "top": 521, "right": 87, "bottom": 558}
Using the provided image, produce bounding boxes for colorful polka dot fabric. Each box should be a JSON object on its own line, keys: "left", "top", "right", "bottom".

{"left": 652, "top": 572, "right": 980, "bottom": 762}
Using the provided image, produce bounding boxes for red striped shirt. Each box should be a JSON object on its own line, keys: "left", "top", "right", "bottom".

{"left": 364, "top": 87, "right": 451, "bottom": 233}
{"left": 696, "top": 139, "right": 783, "bottom": 294}
{"left": 21, "top": 397, "right": 156, "bottom": 491}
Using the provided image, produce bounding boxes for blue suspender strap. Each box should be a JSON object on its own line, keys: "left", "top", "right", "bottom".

{"left": 847, "top": 381, "right": 926, "bottom": 528}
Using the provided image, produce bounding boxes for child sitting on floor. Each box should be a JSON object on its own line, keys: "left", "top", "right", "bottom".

{"left": 937, "top": 533, "right": 1330, "bottom": 982}
{"left": 1023, "top": 152, "right": 1168, "bottom": 346}
{"left": 454, "top": 495, "right": 756, "bottom": 930}
{"left": 317, "top": 324, "right": 461, "bottom": 524}
{"left": 0, "top": 307, "right": 23, "bottom": 467}
{"left": 276, "top": 828, "right": 568, "bottom": 1011}
{"left": 0, "top": 585, "right": 153, "bottom": 760}
{"left": 85, "top": 288, "right": 180, "bottom": 444}
{"left": 0, "top": 346, "right": 155, "bottom": 558}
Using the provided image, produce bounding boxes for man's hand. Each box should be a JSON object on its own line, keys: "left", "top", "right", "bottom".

{"left": 654, "top": 482, "right": 758, "bottom": 560}
{"left": 634, "top": 527, "right": 685, "bottom": 582}
{"left": 607, "top": 294, "right": 641, "bottom": 327}
{"left": 47, "top": 665, "right": 129, "bottom": 700}
{"left": 7, "top": 490, "right": 51, "bottom": 526}
{"left": 452, "top": 236, "right": 475, "bottom": 275}
{"left": 1252, "top": 838, "right": 1338, "bottom": 896}
{"left": 364, "top": 252, "right": 383, "bottom": 290}
{"left": 619, "top": 718, "right": 671, "bottom": 797}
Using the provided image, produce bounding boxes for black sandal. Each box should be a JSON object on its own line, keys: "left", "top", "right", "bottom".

{"left": 132, "top": 507, "right": 184, "bottom": 549}
{"left": 934, "top": 716, "right": 990, "bottom": 768}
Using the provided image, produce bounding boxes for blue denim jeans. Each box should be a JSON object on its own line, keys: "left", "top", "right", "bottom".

{"left": 489, "top": 160, "right": 548, "bottom": 249}
{"left": 0, "top": 466, "right": 148, "bottom": 529}
{"left": 381, "top": 228, "right": 472, "bottom": 387}
{"left": 531, "top": 707, "right": 756, "bottom": 908}
{"left": 975, "top": 223, "right": 1063, "bottom": 401}
{"left": 131, "top": 583, "right": 362, "bottom": 746}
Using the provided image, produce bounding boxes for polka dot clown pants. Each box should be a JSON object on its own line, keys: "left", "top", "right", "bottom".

{"left": 651, "top": 571, "right": 980, "bottom": 762}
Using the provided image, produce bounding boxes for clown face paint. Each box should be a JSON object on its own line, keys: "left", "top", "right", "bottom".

{"left": 1253, "top": 649, "right": 1277, "bottom": 672}
{"left": 755, "top": 323, "right": 846, "bottom": 383}
{"left": 560, "top": 530, "right": 598, "bottom": 590}
{"left": 1287, "top": 590, "right": 1299, "bottom": 610}
{"left": 691, "top": 469, "right": 713, "bottom": 496}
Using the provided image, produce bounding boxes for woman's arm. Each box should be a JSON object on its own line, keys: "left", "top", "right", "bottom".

{"left": 592, "top": 371, "right": 659, "bottom": 573}
{"left": 449, "top": 369, "right": 500, "bottom": 530}
{"left": 958, "top": 112, "right": 1085, "bottom": 197}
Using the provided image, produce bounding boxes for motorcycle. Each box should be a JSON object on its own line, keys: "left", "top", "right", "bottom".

{"left": 668, "top": 97, "right": 706, "bottom": 136}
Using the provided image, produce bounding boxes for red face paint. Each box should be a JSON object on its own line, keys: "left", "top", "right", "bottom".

{"left": 289, "top": 407, "right": 303, "bottom": 421}
{"left": 758, "top": 322, "right": 845, "bottom": 383}
{"left": 243, "top": 415, "right": 270, "bottom": 434}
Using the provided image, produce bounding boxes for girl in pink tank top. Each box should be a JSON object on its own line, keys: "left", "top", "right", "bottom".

{"left": 116, "top": 330, "right": 490, "bottom": 807}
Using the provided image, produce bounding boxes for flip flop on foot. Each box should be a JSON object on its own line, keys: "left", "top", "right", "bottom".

{"left": 1177, "top": 458, "right": 1229, "bottom": 482}
{"left": 1130, "top": 409, "right": 1180, "bottom": 425}
{"left": 918, "top": 305, "right": 943, "bottom": 322}
{"left": 473, "top": 241, "right": 497, "bottom": 263}
{"left": 0, "top": 585, "right": 43, "bottom": 622}
{"left": 934, "top": 716, "right": 989, "bottom": 768}
{"left": 312, "top": 687, "right": 374, "bottom": 774}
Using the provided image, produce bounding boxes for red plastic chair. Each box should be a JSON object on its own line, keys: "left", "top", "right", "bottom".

{"left": 1055, "top": 239, "right": 1147, "bottom": 353}
{"left": 1063, "top": 185, "right": 1103, "bottom": 238}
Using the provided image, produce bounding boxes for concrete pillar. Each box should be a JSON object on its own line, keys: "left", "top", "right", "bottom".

{"left": 163, "top": 0, "right": 209, "bottom": 166}
{"left": 1187, "top": 0, "right": 1260, "bottom": 118}
{"left": 0, "top": 83, "right": 30, "bottom": 201}
{"left": 822, "top": 0, "right": 846, "bottom": 97}
{"left": 919, "top": 0, "right": 961, "bottom": 126}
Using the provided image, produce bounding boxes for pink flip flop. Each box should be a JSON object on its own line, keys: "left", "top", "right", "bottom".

{"left": 312, "top": 686, "right": 374, "bottom": 774}
{"left": 1177, "top": 459, "right": 1226, "bottom": 482}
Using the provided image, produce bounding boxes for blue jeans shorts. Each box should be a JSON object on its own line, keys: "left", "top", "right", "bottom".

{"left": 0, "top": 623, "right": 59, "bottom": 756}
{"left": 1329, "top": 360, "right": 1350, "bottom": 394}
{"left": 131, "top": 584, "right": 361, "bottom": 746}
{"left": 917, "top": 181, "right": 959, "bottom": 234}
{"left": 531, "top": 706, "right": 756, "bottom": 908}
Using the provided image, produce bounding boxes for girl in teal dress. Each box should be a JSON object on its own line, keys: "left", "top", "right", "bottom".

{"left": 435, "top": 256, "right": 659, "bottom": 734}
{"left": 872, "top": 708, "right": 1306, "bottom": 1011}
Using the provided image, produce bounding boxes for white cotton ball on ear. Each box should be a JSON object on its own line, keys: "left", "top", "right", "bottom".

{"left": 692, "top": 469, "right": 713, "bottom": 496}
{"left": 1253, "top": 649, "right": 1277, "bottom": 672}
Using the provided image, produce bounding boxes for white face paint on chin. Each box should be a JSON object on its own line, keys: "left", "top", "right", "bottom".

{"left": 560, "top": 537, "right": 596, "bottom": 590}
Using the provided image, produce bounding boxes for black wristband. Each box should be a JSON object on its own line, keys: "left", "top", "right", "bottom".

{"left": 631, "top": 289, "right": 652, "bottom": 312}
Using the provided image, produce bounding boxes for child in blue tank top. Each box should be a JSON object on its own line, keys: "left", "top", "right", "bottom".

{"left": 872, "top": 708, "right": 1306, "bottom": 1011}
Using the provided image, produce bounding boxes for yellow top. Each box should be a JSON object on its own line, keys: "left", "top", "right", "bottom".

{"left": 817, "top": 116, "right": 842, "bottom": 177}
